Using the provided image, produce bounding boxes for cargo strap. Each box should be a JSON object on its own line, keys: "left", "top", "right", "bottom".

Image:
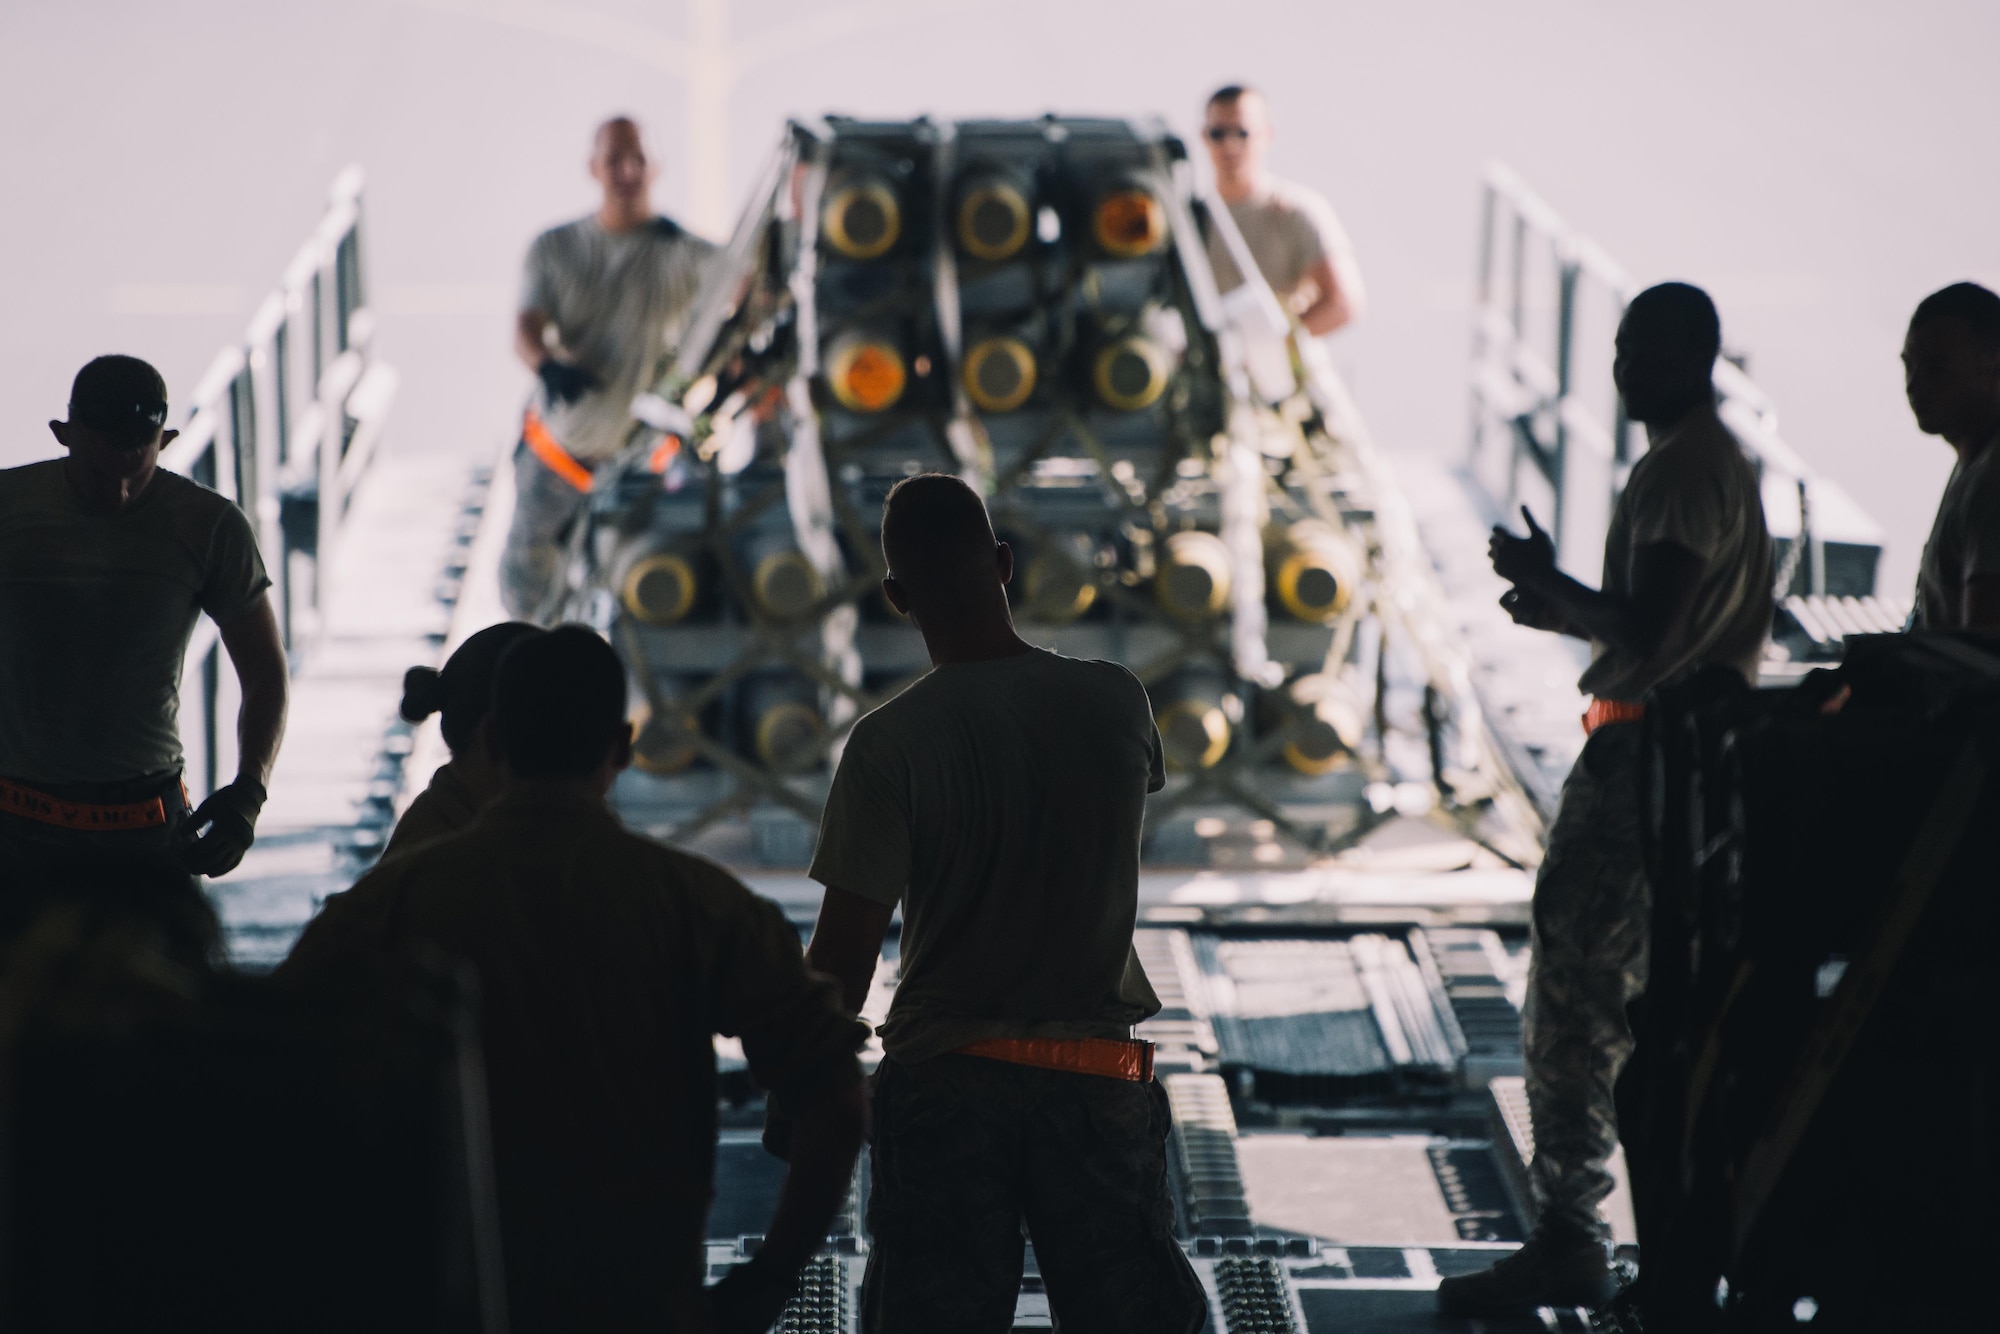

{"left": 0, "top": 777, "right": 172, "bottom": 831}
{"left": 1583, "top": 698, "right": 1646, "bottom": 735}
{"left": 522, "top": 407, "right": 595, "bottom": 493}
{"left": 956, "top": 1036, "right": 1156, "bottom": 1082}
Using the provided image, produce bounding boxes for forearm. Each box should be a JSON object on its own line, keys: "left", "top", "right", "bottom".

{"left": 515, "top": 311, "right": 552, "bottom": 373}
{"left": 1299, "top": 292, "right": 1348, "bottom": 336}
{"left": 805, "top": 886, "right": 895, "bottom": 1016}
{"left": 220, "top": 597, "right": 289, "bottom": 788}
{"left": 235, "top": 677, "right": 288, "bottom": 787}
{"left": 755, "top": 1083, "right": 866, "bottom": 1273}
{"left": 805, "top": 939, "right": 877, "bottom": 1017}
{"left": 1299, "top": 255, "right": 1363, "bottom": 336}
{"left": 1518, "top": 567, "right": 1643, "bottom": 651}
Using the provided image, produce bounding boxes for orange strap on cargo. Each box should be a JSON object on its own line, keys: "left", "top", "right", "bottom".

{"left": 522, "top": 408, "right": 595, "bottom": 493}
{"left": 0, "top": 777, "right": 168, "bottom": 830}
{"left": 956, "top": 1036, "right": 1156, "bottom": 1083}
{"left": 1582, "top": 698, "right": 1646, "bottom": 736}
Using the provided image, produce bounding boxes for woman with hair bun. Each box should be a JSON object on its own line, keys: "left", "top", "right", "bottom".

{"left": 382, "top": 621, "right": 544, "bottom": 859}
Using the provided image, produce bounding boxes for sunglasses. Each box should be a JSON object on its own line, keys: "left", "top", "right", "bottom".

{"left": 1204, "top": 126, "right": 1250, "bottom": 142}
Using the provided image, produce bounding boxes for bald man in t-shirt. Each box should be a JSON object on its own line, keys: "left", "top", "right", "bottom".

{"left": 506, "top": 117, "right": 718, "bottom": 621}
{"left": 803, "top": 475, "right": 1207, "bottom": 1334}
{"left": 1200, "top": 85, "right": 1366, "bottom": 336}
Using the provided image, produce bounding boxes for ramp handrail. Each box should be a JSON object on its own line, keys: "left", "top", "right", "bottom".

{"left": 163, "top": 166, "right": 396, "bottom": 801}
{"left": 1468, "top": 162, "right": 1872, "bottom": 590}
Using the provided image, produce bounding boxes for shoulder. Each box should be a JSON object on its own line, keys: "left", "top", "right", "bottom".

{"left": 1061, "top": 654, "right": 1154, "bottom": 714}
{"left": 651, "top": 215, "right": 719, "bottom": 262}
{"left": 150, "top": 467, "right": 230, "bottom": 512}
{"left": 1964, "top": 443, "right": 2000, "bottom": 495}
{"left": 0, "top": 460, "right": 60, "bottom": 508}
{"left": 630, "top": 832, "right": 786, "bottom": 928}
{"left": 528, "top": 217, "right": 593, "bottom": 260}
{"left": 147, "top": 469, "right": 249, "bottom": 537}
{"left": 1266, "top": 176, "right": 1336, "bottom": 214}
{"left": 844, "top": 688, "right": 922, "bottom": 753}
{"left": 1265, "top": 177, "right": 1346, "bottom": 230}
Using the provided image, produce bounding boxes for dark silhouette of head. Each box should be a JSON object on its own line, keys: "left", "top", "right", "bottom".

{"left": 879, "top": 474, "right": 1011, "bottom": 624}
{"left": 1903, "top": 282, "right": 2000, "bottom": 446}
{"left": 49, "top": 355, "right": 180, "bottom": 511}
{"left": 68, "top": 355, "right": 169, "bottom": 444}
{"left": 492, "top": 625, "right": 631, "bottom": 781}
{"left": 1614, "top": 283, "right": 1721, "bottom": 426}
{"left": 401, "top": 622, "right": 544, "bottom": 755}
{"left": 880, "top": 472, "right": 1008, "bottom": 612}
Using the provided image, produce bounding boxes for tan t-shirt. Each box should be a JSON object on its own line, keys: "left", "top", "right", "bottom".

{"left": 520, "top": 215, "right": 718, "bottom": 463}
{"left": 0, "top": 461, "right": 270, "bottom": 783}
{"left": 1913, "top": 434, "right": 2000, "bottom": 630}
{"left": 809, "top": 648, "right": 1166, "bottom": 1063}
{"left": 1204, "top": 176, "right": 1362, "bottom": 315}
{"left": 1577, "top": 406, "right": 1774, "bottom": 702}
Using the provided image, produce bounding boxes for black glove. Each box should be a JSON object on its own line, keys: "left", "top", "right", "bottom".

{"left": 704, "top": 1257, "right": 797, "bottom": 1334}
{"left": 537, "top": 358, "right": 598, "bottom": 406}
{"left": 178, "top": 778, "right": 266, "bottom": 877}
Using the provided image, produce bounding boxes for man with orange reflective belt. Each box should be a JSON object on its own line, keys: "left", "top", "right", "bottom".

{"left": 800, "top": 474, "right": 1207, "bottom": 1334}
{"left": 1440, "top": 284, "right": 1773, "bottom": 1315}
{"left": 0, "top": 356, "right": 289, "bottom": 962}
{"left": 506, "top": 115, "right": 717, "bottom": 621}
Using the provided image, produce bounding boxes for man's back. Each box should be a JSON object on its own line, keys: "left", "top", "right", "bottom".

{"left": 809, "top": 648, "right": 1163, "bottom": 1062}
{"left": 286, "top": 789, "right": 857, "bottom": 1214}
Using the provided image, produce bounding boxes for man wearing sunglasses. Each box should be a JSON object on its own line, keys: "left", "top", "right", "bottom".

{"left": 0, "top": 355, "right": 289, "bottom": 961}
{"left": 1201, "top": 84, "right": 1366, "bottom": 337}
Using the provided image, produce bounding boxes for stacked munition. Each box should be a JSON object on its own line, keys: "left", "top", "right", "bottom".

{"left": 558, "top": 116, "right": 1461, "bottom": 861}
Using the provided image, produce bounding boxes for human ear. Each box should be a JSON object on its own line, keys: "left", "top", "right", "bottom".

{"left": 882, "top": 576, "right": 910, "bottom": 616}
{"left": 995, "top": 541, "right": 1015, "bottom": 586}
{"left": 48, "top": 421, "right": 69, "bottom": 448}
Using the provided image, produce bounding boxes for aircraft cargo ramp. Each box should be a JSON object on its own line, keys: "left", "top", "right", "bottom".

{"left": 184, "top": 148, "right": 1891, "bottom": 1331}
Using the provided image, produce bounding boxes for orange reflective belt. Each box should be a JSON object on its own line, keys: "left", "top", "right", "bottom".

{"left": 1582, "top": 698, "right": 1647, "bottom": 736}
{"left": 0, "top": 777, "right": 169, "bottom": 830}
{"left": 522, "top": 407, "right": 595, "bottom": 493}
{"left": 956, "top": 1036, "right": 1156, "bottom": 1083}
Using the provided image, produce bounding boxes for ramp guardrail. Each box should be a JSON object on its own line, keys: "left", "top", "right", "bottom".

{"left": 1469, "top": 162, "right": 1880, "bottom": 597}
{"left": 162, "top": 166, "right": 397, "bottom": 801}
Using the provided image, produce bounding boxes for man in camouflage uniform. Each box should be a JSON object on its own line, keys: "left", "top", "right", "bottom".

{"left": 1441, "top": 284, "right": 1773, "bottom": 1315}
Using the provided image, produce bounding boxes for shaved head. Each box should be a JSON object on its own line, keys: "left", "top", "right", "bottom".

{"left": 881, "top": 474, "right": 999, "bottom": 597}
{"left": 588, "top": 115, "right": 655, "bottom": 222}
{"left": 1615, "top": 282, "right": 1721, "bottom": 425}
{"left": 594, "top": 115, "right": 642, "bottom": 157}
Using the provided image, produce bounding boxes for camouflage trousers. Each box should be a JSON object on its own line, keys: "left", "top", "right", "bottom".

{"left": 500, "top": 442, "right": 589, "bottom": 623}
{"left": 1523, "top": 720, "right": 1650, "bottom": 1239}
{"left": 860, "top": 1054, "right": 1208, "bottom": 1334}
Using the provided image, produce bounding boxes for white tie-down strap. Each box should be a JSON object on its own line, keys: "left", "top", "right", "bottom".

{"left": 1221, "top": 419, "right": 1279, "bottom": 686}
{"left": 784, "top": 375, "right": 863, "bottom": 755}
